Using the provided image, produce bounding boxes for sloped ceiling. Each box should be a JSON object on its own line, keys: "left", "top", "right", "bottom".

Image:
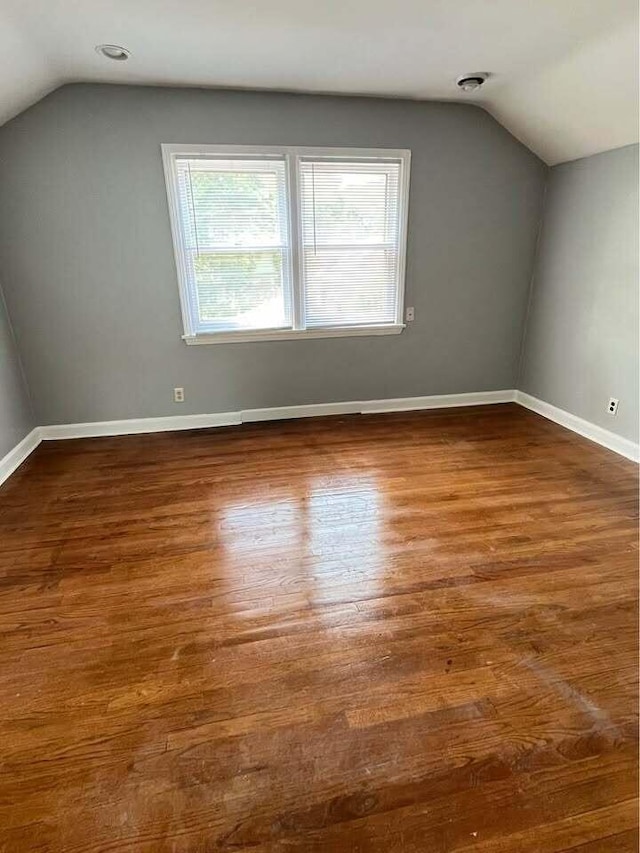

{"left": 1, "top": 0, "right": 637, "bottom": 164}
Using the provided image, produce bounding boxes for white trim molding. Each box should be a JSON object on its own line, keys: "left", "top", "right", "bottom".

{"left": 362, "top": 390, "right": 515, "bottom": 413}
{"left": 2, "top": 389, "right": 636, "bottom": 490}
{"left": 0, "top": 427, "right": 41, "bottom": 487}
{"left": 242, "top": 401, "right": 362, "bottom": 423}
{"left": 40, "top": 412, "right": 241, "bottom": 440}
{"left": 516, "top": 391, "right": 640, "bottom": 463}
{"left": 37, "top": 390, "right": 514, "bottom": 440}
{"left": 182, "top": 324, "right": 405, "bottom": 345}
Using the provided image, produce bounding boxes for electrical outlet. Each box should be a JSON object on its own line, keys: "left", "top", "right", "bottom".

{"left": 607, "top": 397, "right": 619, "bottom": 416}
{"left": 405, "top": 306, "right": 415, "bottom": 322}
{"left": 174, "top": 387, "right": 185, "bottom": 403}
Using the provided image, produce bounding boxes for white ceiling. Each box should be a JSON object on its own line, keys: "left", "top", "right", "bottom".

{"left": 1, "top": 0, "right": 638, "bottom": 164}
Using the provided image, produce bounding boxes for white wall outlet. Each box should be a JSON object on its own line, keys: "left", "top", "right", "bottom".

{"left": 174, "top": 387, "right": 185, "bottom": 403}
{"left": 607, "top": 397, "right": 619, "bottom": 416}
{"left": 405, "top": 306, "right": 415, "bottom": 322}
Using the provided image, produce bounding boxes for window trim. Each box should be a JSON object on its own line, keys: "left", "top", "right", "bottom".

{"left": 161, "top": 144, "right": 411, "bottom": 344}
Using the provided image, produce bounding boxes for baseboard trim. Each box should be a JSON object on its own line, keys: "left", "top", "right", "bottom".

{"left": 0, "top": 427, "right": 42, "bottom": 487}
{"left": 4, "top": 390, "right": 634, "bottom": 489}
{"left": 516, "top": 391, "right": 639, "bottom": 462}
{"left": 38, "top": 391, "right": 515, "bottom": 439}
{"left": 241, "top": 401, "right": 362, "bottom": 422}
{"left": 40, "top": 412, "right": 242, "bottom": 440}
{"left": 362, "top": 389, "right": 516, "bottom": 413}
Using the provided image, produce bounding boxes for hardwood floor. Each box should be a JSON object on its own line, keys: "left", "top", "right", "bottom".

{"left": 0, "top": 403, "right": 637, "bottom": 852}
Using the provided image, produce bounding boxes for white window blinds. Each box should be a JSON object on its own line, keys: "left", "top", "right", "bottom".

{"left": 299, "top": 159, "right": 402, "bottom": 328}
{"left": 174, "top": 157, "right": 291, "bottom": 333}
{"left": 163, "top": 145, "right": 410, "bottom": 342}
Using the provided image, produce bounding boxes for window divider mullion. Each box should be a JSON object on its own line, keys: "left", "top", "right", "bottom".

{"left": 286, "top": 153, "right": 305, "bottom": 331}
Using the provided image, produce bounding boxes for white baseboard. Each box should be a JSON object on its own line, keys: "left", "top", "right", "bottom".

{"left": 362, "top": 389, "right": 515, "bottom": 413}
{"left": 38, "top": 390, "right": 515, "bottom": 439}
{"left": 516, "top": 391, "right": 639, "bottom": 462}
{"left": 0, "top": 427, "right": 41, "bottom": 487}
{"left": 2, "top": 389, "right": 635, "bottom": 490}
{"left": 40, "top": 411, "right": 241, "bottom": 440}
{"left": 241, "top": 401, "right": 362, "bottom": 422}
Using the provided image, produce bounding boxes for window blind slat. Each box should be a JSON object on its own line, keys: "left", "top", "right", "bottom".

{"left": 175, "top": 157, "right": 292, "bottom": 332}
{"left": 299, "top": 160, "right": 402, "bottom": 328}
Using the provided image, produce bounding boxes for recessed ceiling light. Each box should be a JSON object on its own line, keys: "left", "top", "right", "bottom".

{"left": 95, "top": 44, "right": 130, "bottom": 61}
{"left": 456, "top": 73, "right": 489, "bottom": 93}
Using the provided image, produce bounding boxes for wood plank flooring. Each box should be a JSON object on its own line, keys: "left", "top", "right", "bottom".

{"left": 0, "top": 403, "right": 637, "bottom": 852}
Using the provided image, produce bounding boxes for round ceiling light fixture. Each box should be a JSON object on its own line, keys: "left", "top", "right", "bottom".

{"left": 456, "top": 73, "right": 489, "bottom": 93}
{"left": 95, "top": 44, "right": 130, "bottom": 61}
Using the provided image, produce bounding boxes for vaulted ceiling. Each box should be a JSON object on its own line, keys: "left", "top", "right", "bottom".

{"left": 1, "top": 0, "right": 638, "bottom": 164}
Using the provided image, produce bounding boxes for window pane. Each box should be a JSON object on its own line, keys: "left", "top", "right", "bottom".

{"left": 176, "top": 158, "right": 292, "bottom": 331}
{"left": 192, "top": 250, "right": 288, "bottom": 329}
{"left": 300, "top": 160, "right": 401, "bottom": 328}
{"left": 304, "top": 248, "right": 397, "bottom": 327}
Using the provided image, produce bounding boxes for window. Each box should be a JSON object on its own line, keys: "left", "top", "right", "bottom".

{"left": 162, "top": 145, "right": 410, "bottom": 343}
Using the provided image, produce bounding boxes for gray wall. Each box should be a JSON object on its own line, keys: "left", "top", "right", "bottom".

{"left": 0, "top": 281, "right": 34, "bottom": 456}
{"left": 0, "top": 84, "right": 546, "bottom": 425}
{"left": 520, "top": 144, "right": 639, "bottom": 443}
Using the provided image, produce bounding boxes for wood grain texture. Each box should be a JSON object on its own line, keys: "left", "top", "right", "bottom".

{"left": 0, "top": 403, "right": 637, "bottom": 852}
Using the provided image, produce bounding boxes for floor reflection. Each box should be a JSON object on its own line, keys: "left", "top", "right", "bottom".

{"left": 306, "top": 475, "right": 383, "bottom": 603}
{"left": 218, "top": 474, "right": 384, "bottom": 610}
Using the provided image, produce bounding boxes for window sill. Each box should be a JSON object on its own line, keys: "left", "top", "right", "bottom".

{"left": 182, "top": 324, "right": 406, "bottom": 345}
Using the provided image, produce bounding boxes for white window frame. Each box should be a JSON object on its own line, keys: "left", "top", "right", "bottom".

{"left": 161, "top": 144, "right": 411, "bottom": 344}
